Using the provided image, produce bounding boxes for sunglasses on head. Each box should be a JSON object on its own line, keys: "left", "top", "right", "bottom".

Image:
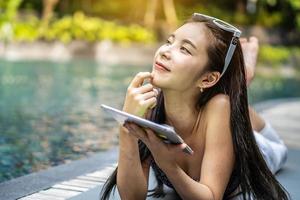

{"left": 192, "top": 13, "right": 242, "bottom": 77}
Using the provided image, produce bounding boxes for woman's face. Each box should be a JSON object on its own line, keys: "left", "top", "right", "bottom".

{"left": 151, "top": 22, "right": 210, "bottom": 92}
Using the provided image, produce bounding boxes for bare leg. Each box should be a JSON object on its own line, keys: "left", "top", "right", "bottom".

{"left": 249, "top": 106, "right": 265, "bottom": 132}
{"left": 240, "top": 36, "right": 259, "bottom": 86}
{"left": 240, "top": 36, "right": 264, "bottom": 132}
{"left": 241, "top": 39, "right": 288, "bottom": 173}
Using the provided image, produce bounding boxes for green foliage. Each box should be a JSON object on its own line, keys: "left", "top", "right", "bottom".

{"left": 1, "top": 11, "right": 156, "bottom": 44}
{"left": 13, "top": 16, "right": 40, "bottom": 42}
{"left": 258, "top": 45, "right": 300, "bottom": 67}
{"left": 176, "top": 0, "right": 300, "bottom": 32}
{"left": 0, "top": 0, "right": 23, "bottom": 22}
{"left": 261, "top": 0, "right": 300, "bottom": 30}
{"left": 177, "top": 3, "right": 286, "bottom": 28}
{"left": 289, "top": 0, "right": 300, "bottom": 31}
{"left": 287, "top": 0, "right": 300, "bottom": 10}
{"left": 0, "top": 0, "right": 23, "bottom": 42}
{"left": 256, "top": 11, "right": 283, "bottom": 28}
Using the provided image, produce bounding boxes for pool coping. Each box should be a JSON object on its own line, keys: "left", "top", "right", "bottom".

{"left": 0, "top": 147, "right": 118, "bottom": 200}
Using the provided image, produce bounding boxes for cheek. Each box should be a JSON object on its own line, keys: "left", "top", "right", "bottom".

{"left": 173, "top": 57, "right": 205, "bottom": 84}
{"left": 173, "top": 55, "right": 201, "bottom": 75}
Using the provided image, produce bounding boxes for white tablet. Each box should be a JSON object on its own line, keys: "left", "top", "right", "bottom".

{"left": 100, "top": 104, "right": 193, "bottom": 155}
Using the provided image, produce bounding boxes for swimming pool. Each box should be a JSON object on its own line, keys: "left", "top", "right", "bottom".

{"left": 0, "top": 59, "right": 299, "bottom": 183}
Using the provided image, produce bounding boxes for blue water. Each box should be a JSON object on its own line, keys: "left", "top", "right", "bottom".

{"left": 0, "top": 59, "right": 148, "bottom": 182}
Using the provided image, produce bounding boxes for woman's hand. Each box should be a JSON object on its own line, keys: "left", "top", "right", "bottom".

{"left": 122, "top": 72, "right": 158, "bottom": 118}
{"left": 124, "top": 122, "right": 187, "bottom": 170}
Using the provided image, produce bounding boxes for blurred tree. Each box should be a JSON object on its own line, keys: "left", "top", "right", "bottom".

{"left": 1, "top": 0, "right": 299, "bottom": 43}
{"left": 42, "top": 0, "right": 60, "bottom": 26}
{"left": 236, "top": 0, "right": 247, "bottom": 13}
{"left": 246, "top": 0, "right": 258, "bottom": 14}
{"left": 257, "top": 0, "right": 299, "bottom": 30}
{"left": 163, "top": 0, "right": 178, "bottom": 28}
{"left": 144, "top": 0, "right": 178, "bottom": 31}
{"left": 19, "top": 0, "right": 43, "bottom": 16}
{"left": 144, "top": 0, "right": 158, "bottom": 28}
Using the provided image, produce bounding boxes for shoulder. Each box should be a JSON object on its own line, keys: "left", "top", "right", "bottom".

{"left": 202, "top": 94, "right": 233, "bottom": 144}
{"left": 201, "top": 94, "right": 231, "bottom": 138}
{"left": 205, "top": 94, "right": 230, "bottom": 118}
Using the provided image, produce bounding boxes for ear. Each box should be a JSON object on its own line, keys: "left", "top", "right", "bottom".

{"left": 196, "top": 71, "right": 221, "bottom": 90}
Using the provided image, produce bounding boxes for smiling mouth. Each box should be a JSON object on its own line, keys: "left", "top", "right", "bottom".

{"left": 154, "top": 61, "right": 171, "bottom": 72}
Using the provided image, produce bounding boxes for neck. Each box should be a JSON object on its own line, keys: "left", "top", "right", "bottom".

{"left": 162, "top": 88, "right": 201, "bottom": 139}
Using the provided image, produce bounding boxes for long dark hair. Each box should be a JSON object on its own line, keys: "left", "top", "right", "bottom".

{"left": 100, "top": 16, "right": 290, "bottom": 200}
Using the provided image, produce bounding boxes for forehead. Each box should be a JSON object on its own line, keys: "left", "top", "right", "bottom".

{"left": 173, "top": 22, "right": 208, "bottom": 48}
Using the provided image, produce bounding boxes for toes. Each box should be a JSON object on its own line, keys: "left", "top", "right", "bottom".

{"left": 249, "top": 36, "right": 259, "bottom": 44}
{"left": 239, "top": 37, "right": 248, "bottom": 43}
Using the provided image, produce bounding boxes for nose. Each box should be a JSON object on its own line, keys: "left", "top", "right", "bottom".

{"left": 158, "top": 45, "right": 171, "bottom": 60}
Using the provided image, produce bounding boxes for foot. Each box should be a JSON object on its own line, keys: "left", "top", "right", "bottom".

{"left": 240, "top": 36, "right": 259, "bottom": 86}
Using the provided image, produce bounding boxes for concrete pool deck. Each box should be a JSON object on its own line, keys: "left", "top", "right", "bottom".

{"left": 1, "top": 98, "right": 299, "bottom": 200}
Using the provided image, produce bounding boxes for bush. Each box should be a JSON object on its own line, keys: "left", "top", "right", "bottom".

{"left": 258, "top": 45, "right": 300, "bottom": 67}
{"left": 2, "top": 12, "right": 156, "bottom": 44}
{"left": 13, "top": 16, "right": 39, "bottom": 42}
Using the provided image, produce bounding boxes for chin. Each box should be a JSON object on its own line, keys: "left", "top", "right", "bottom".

{"left": 151, "top": 71, "right": 168, "bottom": 89}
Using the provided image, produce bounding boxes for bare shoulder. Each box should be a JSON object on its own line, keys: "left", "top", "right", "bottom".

{"left": 200, "top": 94, "right": 231, "bottom": 135}
{"left": 202, "top": 94, "right": 232, "bottom": 143}
{"left": 205, "top": 94, "right": 230, "bottom": 116}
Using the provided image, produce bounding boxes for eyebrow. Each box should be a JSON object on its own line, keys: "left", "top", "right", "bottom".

{"left": 168, "top": 34, "right": 197, "bottom": 50}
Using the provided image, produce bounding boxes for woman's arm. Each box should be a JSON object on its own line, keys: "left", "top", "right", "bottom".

{"left": 117, "top": 126, "right": 148, "bottom": 199}
{"left": 117, "top": 72, "right": 157, "bottom": 199}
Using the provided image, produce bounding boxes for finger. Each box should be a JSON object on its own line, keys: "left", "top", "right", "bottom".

{"left": 129, "top": 72, "right": 152, "bottom": 88}
{"left": 122, "top": 123, "right": 130, "bottom": 133}
{"left": 127, "top": 123, "right": 148, "bottom": 141}
{"left": 135, "top": 83, "right": 154, "bottom": 94}
{"left": 146, "top": 128, "right": 162, "bottom": 143}
{"left": 141, "top": 91, "right": 157, "bottom": 100}
{"left": 143, "top": 97, "right": 157, "bottom": 108}
{"left": 145, "top": 129, "right": 163, "bottom": 150}
{"left": 167, "top": 143, "right": 188, "bottom": 153}
{"left": 153, "top": 88, "right": 159, "bottom": 96}
{"left": 124, "top": 122, "right": 137, "bottom": 135}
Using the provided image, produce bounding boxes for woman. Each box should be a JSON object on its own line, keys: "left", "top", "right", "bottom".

{"left": 100, "top": 13, "right": 289, "bottom": 200}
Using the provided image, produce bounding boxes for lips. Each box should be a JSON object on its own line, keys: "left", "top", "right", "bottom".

{"left": 154, "top": 61, "right": 171, "bottom": 72}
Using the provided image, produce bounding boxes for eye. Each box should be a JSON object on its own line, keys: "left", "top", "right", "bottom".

{"left": 165, "top": 39, "right": 171, "bottom": 45}
{"left": 180, "top": 46, "right": 191, "bottom": 54}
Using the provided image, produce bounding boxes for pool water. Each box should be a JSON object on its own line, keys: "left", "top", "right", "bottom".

{"left": 0, "top": 59, "right": 300, "bottom": 183}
